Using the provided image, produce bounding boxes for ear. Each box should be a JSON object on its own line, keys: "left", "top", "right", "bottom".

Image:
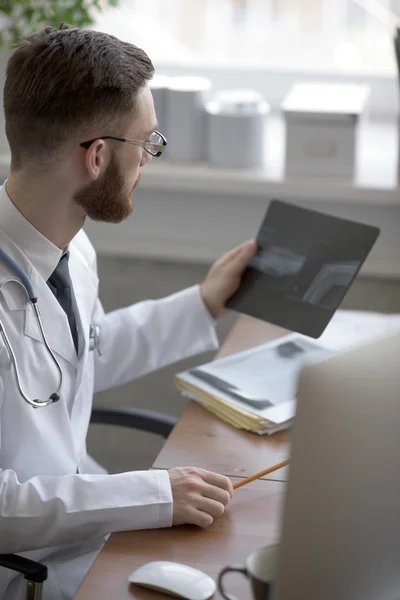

{"left": 84, "top": 139, "right": 108, "bottom": 180}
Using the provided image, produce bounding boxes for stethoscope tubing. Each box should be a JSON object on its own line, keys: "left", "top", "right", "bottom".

{"left": 0, "top": 249, "right": 62, "bottom": 408}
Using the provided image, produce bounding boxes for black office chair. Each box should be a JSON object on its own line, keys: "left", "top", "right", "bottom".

{"left": 0, "top": 404, "right": 177, "bottom": 600}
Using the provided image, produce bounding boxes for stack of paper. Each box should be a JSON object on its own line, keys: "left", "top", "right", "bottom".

{"left": 175, "top": 310, "right": 400, "bottom": 435}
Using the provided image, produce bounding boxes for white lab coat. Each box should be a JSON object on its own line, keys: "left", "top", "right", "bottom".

{"left": 0, "top": 186, "right": 218, "bottom": 599}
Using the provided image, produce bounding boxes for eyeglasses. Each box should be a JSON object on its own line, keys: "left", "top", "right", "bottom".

{"left": 80, "top": 130, "right": 167, "bottom": 157}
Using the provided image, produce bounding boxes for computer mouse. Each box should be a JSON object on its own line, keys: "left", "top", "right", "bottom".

{"left": 128, "top": 560, "right": 216, "bottom": 600}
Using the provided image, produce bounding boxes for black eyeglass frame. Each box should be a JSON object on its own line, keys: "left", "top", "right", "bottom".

{"left": 80, "top": 130, "right": 167, "bottom": 157}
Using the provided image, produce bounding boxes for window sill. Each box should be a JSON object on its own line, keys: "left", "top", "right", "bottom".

{"left": 142, "top": 115, "right": 399, "bottom": 206}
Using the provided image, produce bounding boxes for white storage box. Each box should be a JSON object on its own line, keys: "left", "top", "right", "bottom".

{"left": 205, "top": 89, "right": 270, "bottom": 168}
{"left": 282, "top": 83, "right": 369, "bottom": 180}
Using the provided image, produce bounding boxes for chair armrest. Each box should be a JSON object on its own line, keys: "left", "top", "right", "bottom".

{"left": 90, "top": 405, "right": 177, "bottom": 439}
{"left": 0, "top": 554, "right": 47, "bottom": 583}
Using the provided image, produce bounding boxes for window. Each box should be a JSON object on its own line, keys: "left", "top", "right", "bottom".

{"left": 97, "top": 0, "right": 398, "bottom": 76}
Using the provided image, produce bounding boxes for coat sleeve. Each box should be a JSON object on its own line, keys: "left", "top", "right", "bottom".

{"left": 93, "top": 284, "right": 219, "bottom": 393}
{"left": 0, "top": 398, "right": 173, "bottom": 553}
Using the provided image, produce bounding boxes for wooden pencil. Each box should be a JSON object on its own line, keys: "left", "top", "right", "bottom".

{"left": 233, "top": 459, "right": 290, "bottom": 490}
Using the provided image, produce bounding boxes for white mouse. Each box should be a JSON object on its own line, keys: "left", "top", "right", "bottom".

{"left": 128, "top": 560, "right": 216, "bottom": 600}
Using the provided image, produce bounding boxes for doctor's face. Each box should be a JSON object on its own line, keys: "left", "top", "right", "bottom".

{"left": 74, "top": 86, "right": 156, "bottom": 223}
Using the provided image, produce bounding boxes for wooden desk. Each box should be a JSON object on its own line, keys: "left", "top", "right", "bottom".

{"left": 153, "top": 403, "right": 289, "bottom": 482}
{"left": 75, "top": 316, "right": 289, "bottom": 599}
{"left": 76, "top": 479, "right": 285, "bottom": 600}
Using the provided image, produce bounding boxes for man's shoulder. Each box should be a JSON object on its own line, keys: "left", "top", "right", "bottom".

{"left": 71, "top": 229, "right": 97, "bottom": 272}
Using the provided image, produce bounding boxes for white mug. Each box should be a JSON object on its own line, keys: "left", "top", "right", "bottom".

{"left": 218, "top": 545, "right": 277, "bottom": 600}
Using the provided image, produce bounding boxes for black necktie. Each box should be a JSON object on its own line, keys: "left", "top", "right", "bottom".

{"left": 47, "top": 252, "right": 79, "bottom": 355}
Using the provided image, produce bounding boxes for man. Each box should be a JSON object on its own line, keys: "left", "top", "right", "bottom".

{"left": 0, "top": 24, "right": 256, "bottom": 600}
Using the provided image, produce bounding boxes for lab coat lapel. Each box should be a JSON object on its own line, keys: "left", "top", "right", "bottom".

{"left": 23, "top": 270, "right": 78, "bottom": 368}
{"left": 25, "top": 244, "right": 98, "bottom": 370}
{"left": 0, "top": 237, "right": 78, "bottom": 368}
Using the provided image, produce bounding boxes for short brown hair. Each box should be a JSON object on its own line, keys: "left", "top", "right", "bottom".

{"left": 4, "top": 24, "right": 154, "bottom": 170}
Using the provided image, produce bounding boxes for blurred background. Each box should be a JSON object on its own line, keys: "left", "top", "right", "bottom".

{"left": 100, "top": 0, "right": 398, "bottom": 74}
{"left": 1, "top": 0, "right": 400, "bottom": 473}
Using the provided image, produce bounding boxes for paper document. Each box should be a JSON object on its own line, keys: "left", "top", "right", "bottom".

{"left": 175, "top": 310, "right": 400, "bottom": 435}
{"left": 191, "top": 336, "right": 324, "bottom": 407}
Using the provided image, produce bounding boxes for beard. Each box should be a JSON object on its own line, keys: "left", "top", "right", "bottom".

{"left": 74, "top": 152, "right": 141, "bottom": 223}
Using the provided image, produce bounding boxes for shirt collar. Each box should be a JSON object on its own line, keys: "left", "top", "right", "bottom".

{"left": 0, "top": 182, "right": 63, "bottom": 281}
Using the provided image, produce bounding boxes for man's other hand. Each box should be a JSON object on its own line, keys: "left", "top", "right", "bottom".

{"left": 200, "top": 240, "right": 257, "bottom": 319}
{"left": 169, "top": 467, "right": 234, "bottom": 528}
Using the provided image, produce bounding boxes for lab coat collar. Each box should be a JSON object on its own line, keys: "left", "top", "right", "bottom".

{"left": 0, "top": 183, "right": 63, "bottom": 282}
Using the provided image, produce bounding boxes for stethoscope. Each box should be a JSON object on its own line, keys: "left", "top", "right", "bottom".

{"left": 0, "top": 248, "right": 101, "bottom": 409}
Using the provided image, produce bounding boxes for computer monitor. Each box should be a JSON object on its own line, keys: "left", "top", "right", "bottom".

{"left": 275, "top": 332, "right": 400, "bottom": 600}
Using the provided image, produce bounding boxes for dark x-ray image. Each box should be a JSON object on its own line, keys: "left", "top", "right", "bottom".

{"left": 227, "top": 200, "right": 380, "bottom": 338}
